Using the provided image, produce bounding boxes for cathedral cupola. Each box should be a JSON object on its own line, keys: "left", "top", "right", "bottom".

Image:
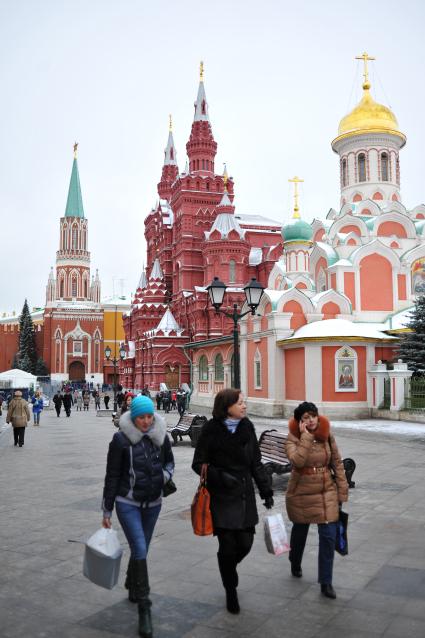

{"left": 282, "top": 177, "right": 312, "bottom": 275}
{"left": 186, "top": 62, "right": 217, "bottom": 176}
{"left": 157, "top": 115, "right": 179, "bottom": 201}
{"left": 332, "top": 53, "right": 406, "bottom": 207}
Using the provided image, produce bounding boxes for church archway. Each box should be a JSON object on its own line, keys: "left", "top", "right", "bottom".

{"left": 69, "top": 361, "right": 85, "bottom": 381}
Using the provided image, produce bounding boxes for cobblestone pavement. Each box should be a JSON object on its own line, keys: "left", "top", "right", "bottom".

{"left": 0, "top": 407, "right": 424, "bottom": 637}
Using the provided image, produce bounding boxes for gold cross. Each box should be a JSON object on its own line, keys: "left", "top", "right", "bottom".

{"left": 355, "top": 52, "right": 375, "bottom": 89}
{"left": 288, "top": 176, "right": 304, "bottom": 219}
{"left": 73, "top": 142, "right": 78, "bottom": 158}
{"left": 200, "top": 60, "right": 204, "bottom": 82}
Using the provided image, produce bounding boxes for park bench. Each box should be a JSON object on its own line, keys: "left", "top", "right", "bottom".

{"left": 258, "top": 428, "right": 356, "bottom": 487}
{"left": 167, "top": 413, "right": 208, "bottom": 446}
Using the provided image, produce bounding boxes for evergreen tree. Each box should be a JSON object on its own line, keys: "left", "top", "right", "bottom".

{"left": 11, "top": 352, "right": 20, "bottom": 369}
{"left": 18, "top": 299, "right": 37, "bottom": 373}
{"left": 398, "top": 295, "right": 425, "bottom": 375}
{"left": 35, "top": 357, "right": 49, "bottom": 376}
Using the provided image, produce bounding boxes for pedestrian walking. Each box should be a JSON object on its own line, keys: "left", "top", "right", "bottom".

{"left": 192, "top": 388, "right": 274, "bottom": 614}
{"left": 53, "top": 392, "right": 62, "bottom": 417}
{"left": 62, "top": 392, "right": 72, "bottom": 417}
{"left": 6, "top": 390, "right": 31, "bottom": 447}
{"left": 31, "top": 391, "right": 44, "bottom": 425}
{"left": 285, "top": 401, "right": 348, "bottom": 599}
{"left": 171, "top": 390, "right": 177, "bottom": 410}
{"left": 162, "top": 391, "right": 170, "bottom": 413}
{"left": 83, "top": 392, "right": 90, "bottom": 411}
{"left": 104, "top": 393, "right": 110, "bottom": 409}
{"left": 117, "top": 390, "right": 125, "bottom": 409}
{"left": 155, "top": 391, "right": 162, "bottom": 411}
{"left": 94, "top": 392, "right": 101, "bottom": 410}
{"left": 0, "top": 393, "right": 4, "bottom": 418}
{"left": 76, "top": 392, "right": 83, "bottom": 411}
{"left": 176, "top": 388, "right": 186, "bottom": 416}
{"left": 102, "top": 395, "right": 174, "bottom": 638}
{"left": 141, "top": 385, "right": 151, "bottom": 398}
{"left": 113, "top": 392, "right": 134, "bottom": 427}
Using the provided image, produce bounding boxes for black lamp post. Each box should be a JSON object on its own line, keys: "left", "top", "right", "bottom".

{"left": 105, "top": 345, "right": 126, "bottom": 411}
{"left": 206, "top": 277, "right": 265, "bottom": 389}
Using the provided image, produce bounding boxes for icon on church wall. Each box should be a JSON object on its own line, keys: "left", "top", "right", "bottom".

{"left": 412, "top": 258, "right": 425, "bottom": 294}
{"left": 335, "top": 346, "right": 357, "bottom": 392}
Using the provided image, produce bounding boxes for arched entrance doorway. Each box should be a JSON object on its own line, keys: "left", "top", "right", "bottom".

{"left": 164, "top": 365, "right": 179, "bottom": 389}
{"left": 69, "top": 361, "right": 85, "bottom": 382}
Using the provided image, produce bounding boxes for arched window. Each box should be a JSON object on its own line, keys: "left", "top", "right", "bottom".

{"left": 358, "top": 153, "right": 366, "bottom": 182}
{"left": 71, "top": 276, "right": 77, "bottom": 297}
{"left": 335, "top": 345, "right": 358, "bottom": 392}
{"left": 72, "top": 226, "right": 78, "bottom": 250}
{"left": 84, "top": 277, "right": 88, "bottom": 298}
{"left": 214, "top": 354, "right": 224, "bottom": 381}
{"left": 60, "top": 277, "right": 64, "bottom": 298}
{"left": 254, "top": 349, "right": 262, "bottom": 389}
{"left": 317, "top": 268, "right": 327, "bottom": 292}
{"left": 381, "top": 153, "right": 389, "bottom": 181}
{"left": 199, "top": 355, "right": 208, "bottom": 381}
{"left": 342, "top": 158, "right": 348, "bottom": 187}
{"left": 229, "top": 259, "right": 236, "bottom": 283}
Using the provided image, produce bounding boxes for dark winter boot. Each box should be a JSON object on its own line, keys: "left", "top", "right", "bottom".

{"left": 217, "top": 553, "right": 240, "bottom": 614}
{"left": 125, "top": 558, "right": 137, "bottom": 603}
{"left": 133, "top": 559, "right": 153, "bottom": 638}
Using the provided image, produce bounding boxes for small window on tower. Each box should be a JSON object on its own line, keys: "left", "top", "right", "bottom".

{"left": 72, "top": 277, "right": 77, "bottom": 297}
{"left": 229, "top": 260, "right": 236, "bottom": 283}
{"left": 201, "top": 99, "right": 206, "bottom": 115}
{"left": 170, "top": 148, "right": 174, "bottom": 160}
{"left": 342, "top": 159, "right": 348, "bottom": 187}
{"left": 72, "top": 226, "right": 78, "bottom": 249}
{"left": 381, "top": 153, "right": 389, "bottom": 181}
{"left": 358, "top": 153, "right": 366, "bottom": 182}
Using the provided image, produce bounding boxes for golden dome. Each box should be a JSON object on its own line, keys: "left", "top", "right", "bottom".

{"left": 334, "top": 86, "right": 405, "bottom": 145}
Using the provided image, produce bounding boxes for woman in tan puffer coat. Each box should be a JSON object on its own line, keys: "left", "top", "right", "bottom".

{"left": 285, "top": 402, "right": 348, "bottom": 599}
{"left": 6, "top": 390, "right": 31, "bottom": 447}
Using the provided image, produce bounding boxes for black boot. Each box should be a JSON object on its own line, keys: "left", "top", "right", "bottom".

{"left": 321, "top": 584, "right": 336, "bottom": 599}
{"left": 133, "top": 559, "right": 153, "bottom": 638}
{"left": 217, "top": 553, "right": 240, "bottom": 614}
{"left": 125, "top": 558, "right": 137, "bottom": 603}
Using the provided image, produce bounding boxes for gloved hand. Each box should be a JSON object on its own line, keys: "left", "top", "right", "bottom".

{"left": 264, "top": 496, "right": 274, "bottom": 509}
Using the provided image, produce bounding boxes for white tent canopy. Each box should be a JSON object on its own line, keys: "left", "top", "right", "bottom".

{"left": 0, "top": 368, "right": 38, "bottom": 388}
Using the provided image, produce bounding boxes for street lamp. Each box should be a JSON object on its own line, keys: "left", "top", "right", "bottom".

{"left": 105, "top": 345, "right": 126, "bottom": 411}
{"left": 206, "top": 277, "right": 265, "bottom": 389}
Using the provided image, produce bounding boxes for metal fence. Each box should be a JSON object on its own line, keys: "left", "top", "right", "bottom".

{"left": 404, "top": 377, "right": 425, "bottom": 411}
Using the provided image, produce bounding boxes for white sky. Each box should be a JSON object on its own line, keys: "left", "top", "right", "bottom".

{"left": 1, "top": 0, "right": 425, "bottom": 312}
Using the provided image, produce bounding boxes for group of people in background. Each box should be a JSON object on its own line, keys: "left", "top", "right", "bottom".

{"left": 52, "top": 389, "right": 109, "bottom": 416}
{"left": 155, "top": 387, "right": 187, "bottom": 415}
{"left": 101, "top": 387, "right": 348, "bottom": 638}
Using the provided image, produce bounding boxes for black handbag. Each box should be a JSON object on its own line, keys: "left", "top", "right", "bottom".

{"left": 335, "top": 508, "right": 348, "bottom": 556}
{"left": 163, "top": 478, "right": 177, "bottom": 497}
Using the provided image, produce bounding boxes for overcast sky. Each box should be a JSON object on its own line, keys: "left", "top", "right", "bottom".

{"left": 1, "top": 0, "right": 425, "bottom": 312}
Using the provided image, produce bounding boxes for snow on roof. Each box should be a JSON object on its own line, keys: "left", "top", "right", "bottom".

{"left": 385, "top": 307, "right": 414, "bottom": 330}
{"left": 102, "top": 294, "right": 132, "bottom": 306}
{"left": 156, "top": 308, "right": 182, "bottom": 333}
{"left": 315, "top": 242, "right": 339, "bottom": 264}
{"left": 286, "top": 319, "right": 396, "bottom": 341}
{"left": 249, "top": 247, "right": 262, "bottom": 265}
{"left": 329, "top": 259, "right": 353, "bottom": 268}
{"left": 205, "top": 212, "right": 245, "bottom": 240}
{"left": 234, "top": 213, "right": 281, "bottom": 228}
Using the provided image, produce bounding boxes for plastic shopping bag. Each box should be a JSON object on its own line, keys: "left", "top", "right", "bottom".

{"left": 264, "top": 513, "right": 290, "bottom": 556}
{"left": 83, "top": 528, "right": 123, "bottom": 589}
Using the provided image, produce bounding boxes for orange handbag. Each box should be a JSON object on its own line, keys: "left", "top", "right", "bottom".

{"left": 191, "top": 464, "right": 213, "bottom": 536}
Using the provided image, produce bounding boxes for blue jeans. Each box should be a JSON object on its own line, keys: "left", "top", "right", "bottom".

{"left": 116, "top": 502, "right": 161, "bottom": 560}
{"left": 33, "top": 412, "right": 40, "bottom": 424}
{"left": 290, "top": 522, "right": 337, "bottom": 585}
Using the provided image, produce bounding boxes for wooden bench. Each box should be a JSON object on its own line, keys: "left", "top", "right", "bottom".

{"left": 167, "top": 413, "right": 208, "bottom": 446}
{"left": 259, "top": 428, "right": 356, "bottom": 487}
{"left": 259, "top": 429, "right": 291, "bottom": 476}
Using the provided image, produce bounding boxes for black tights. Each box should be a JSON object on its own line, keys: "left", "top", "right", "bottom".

{"left": 216, "top": 529, "right": 254, "bottom": 590}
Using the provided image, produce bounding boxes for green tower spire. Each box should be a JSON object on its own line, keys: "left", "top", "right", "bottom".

{"left": 65, "top": 143, "right": 85, "bottom": 218}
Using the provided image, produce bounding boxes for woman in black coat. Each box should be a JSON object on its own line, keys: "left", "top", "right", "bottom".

{"left": 192, "top": 388, "right": 273, "bottom": 614}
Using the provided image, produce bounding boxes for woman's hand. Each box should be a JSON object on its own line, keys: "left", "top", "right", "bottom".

{"left": 102, "top": 517, "right": 112, "bottom": 529}
{"left": 299, "top": 421, "right": 308, "bottom": 434}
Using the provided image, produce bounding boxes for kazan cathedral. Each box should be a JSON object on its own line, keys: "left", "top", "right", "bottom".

{"left": 121, "top": 55, "right": 422, "bottom": 418}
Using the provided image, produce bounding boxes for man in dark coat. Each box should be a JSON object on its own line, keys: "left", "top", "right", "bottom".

{"left": 62, "top": 392, "right": 72, "bottom": 417}
{"left": 53, "top": 392, "right": 62, "bottom": 417}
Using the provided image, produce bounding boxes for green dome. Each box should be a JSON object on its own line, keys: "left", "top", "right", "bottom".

{"left": 281, "top": 218, "right": 313, "bottom": 242}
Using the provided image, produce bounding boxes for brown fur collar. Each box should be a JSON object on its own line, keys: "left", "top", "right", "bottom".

{"left": 288, "top": 415, "right": 330, "bottom": 442}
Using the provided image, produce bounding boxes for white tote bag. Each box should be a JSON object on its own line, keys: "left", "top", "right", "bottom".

{"left": 83, "top": 528, "right": 123, "bottom": 589}
{"left": 264, "top": 513, "right": 290, "bottom": 556}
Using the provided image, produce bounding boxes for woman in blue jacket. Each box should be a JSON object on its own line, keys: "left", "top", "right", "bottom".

{"left": 102, "top": 395, "right": 174, "bottom": 638}
{"left": 31, "top": 392, "right": 44, "bottom": 425}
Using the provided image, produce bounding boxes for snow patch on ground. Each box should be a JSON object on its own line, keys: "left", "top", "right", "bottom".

{"left": 332, "top": 419, "right": 425, "bottom": 438}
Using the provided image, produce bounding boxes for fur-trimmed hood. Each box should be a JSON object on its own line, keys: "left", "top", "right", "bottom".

{"left": 288, "top": 415, "right": 331, "bottom": 442}
{"left": 119, "top": 410, "right": 167, "bottom": 447}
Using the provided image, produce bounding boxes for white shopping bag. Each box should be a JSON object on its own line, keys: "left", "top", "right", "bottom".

{"left": 83, "top": 528, "right": 123, "bottom": 589}
{"left": 264, "top": 513, "right": 290, "bottom": 556}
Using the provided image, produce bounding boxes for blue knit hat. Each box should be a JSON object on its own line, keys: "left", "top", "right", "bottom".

{"left": 131, "top": 395, "right": 154, "bottom": 420}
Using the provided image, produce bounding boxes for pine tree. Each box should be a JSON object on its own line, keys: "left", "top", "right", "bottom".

{"left": 35, "top": 357, "right": 49, "bottom": 376}
{"left": 18, "top": 299, "right": 37, "bottom": 374}
{"left": 398, "top": 295, "right": 425, "bottom": 375}
{"left": 11, "top": 352, "right": 20, "bottom": 369}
